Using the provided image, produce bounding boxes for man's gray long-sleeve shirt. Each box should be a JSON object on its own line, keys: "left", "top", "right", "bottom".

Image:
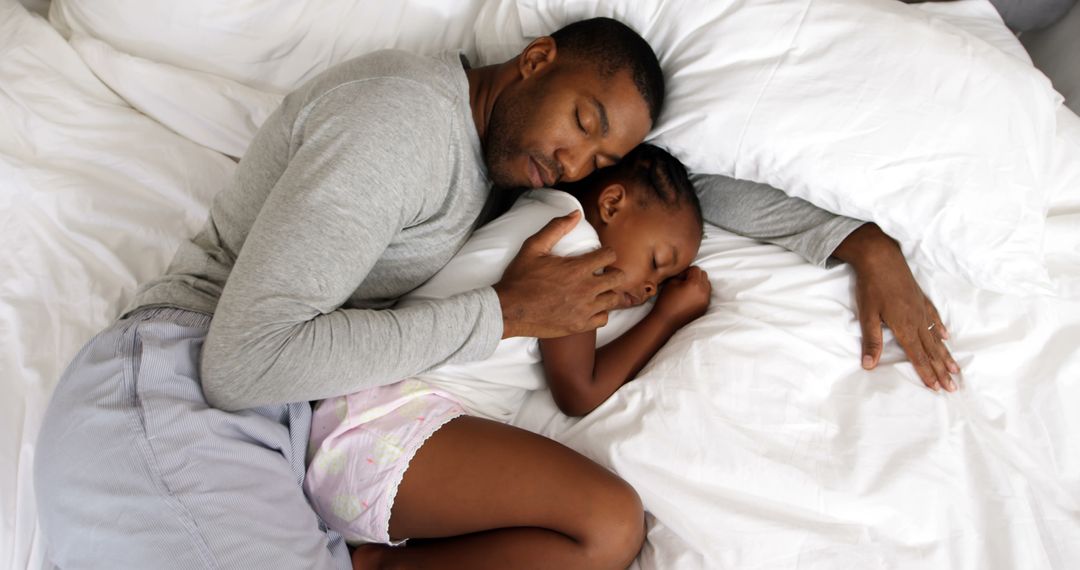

{"left": 128, "top": 49, "right": 863, "bottom": 411}
{"left": 130, "top": 50, "right": 501, "bottom": 411}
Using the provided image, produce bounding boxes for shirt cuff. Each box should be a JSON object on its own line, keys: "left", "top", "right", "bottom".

{"left": 455, "top": 286, "right": 504, "bottom": 363}
{"left": 816, "top": 218, "right": 868, "bottom": 268}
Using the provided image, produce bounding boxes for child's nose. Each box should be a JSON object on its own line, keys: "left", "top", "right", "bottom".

{"left": 643, "top": 282, "right": 656, "bottom": 297}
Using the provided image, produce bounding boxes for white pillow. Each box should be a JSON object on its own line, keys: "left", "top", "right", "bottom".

{"left": 399, "top": 189, "right": 653, "bottom": 422}
{"left": 475, "top": 0, "right": 1069, "bottom": 296}
{"left": 69, "top": 34, "right": 282, "bottom": 159}
{"left": 50, "top": 0, "right": 488, "bottom": 93}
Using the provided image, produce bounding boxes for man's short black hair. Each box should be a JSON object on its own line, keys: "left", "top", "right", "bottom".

{"left": 550, "top": 17, "right": 665, "bottom": 124}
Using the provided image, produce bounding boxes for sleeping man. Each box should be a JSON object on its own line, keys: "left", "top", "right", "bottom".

{"left": 35, "top": 16, "right": 956, "bottom": 570}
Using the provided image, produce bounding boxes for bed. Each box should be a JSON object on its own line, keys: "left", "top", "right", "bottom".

{"left": 2, "top": 1, "right": 1078, "bottom": 569}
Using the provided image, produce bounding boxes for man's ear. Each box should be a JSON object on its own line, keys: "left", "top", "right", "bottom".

{"left": 597, "top": 183, "right": 627, "bottom": 224}
{"left": 517, "top": 36, "right": 558, "bottom": 79}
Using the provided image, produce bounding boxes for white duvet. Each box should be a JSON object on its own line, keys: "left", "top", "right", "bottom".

{"left": 2, "top": 1, "right": 1079, "bottom": 570}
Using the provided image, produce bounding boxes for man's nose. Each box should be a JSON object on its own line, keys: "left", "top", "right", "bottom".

{"left": 643, "top": 281, "right": 656, "bottom": 298}
{"left": 556, "top": 147, "right": 592, "bottom": 183}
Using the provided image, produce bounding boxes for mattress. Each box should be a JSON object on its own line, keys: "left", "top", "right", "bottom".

{"left": 2, "top": 0, "right": 1078, "bottom": 569}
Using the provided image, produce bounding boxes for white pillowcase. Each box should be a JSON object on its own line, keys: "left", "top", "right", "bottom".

{"left": 475, "top": 0, "right": 1069, "bottom": 296}
{"left": 69, "top": 34, "right": 282, "bottom": 159}
{"left": 52, "top": 0, "right": 490, "bottom": 157}
{"left": 50, "top": 0, "right": 489, "bottom": 93}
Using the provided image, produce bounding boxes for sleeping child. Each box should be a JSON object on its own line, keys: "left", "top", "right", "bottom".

{"left": 304, "top": 144, "right": 711, "bottom": 565}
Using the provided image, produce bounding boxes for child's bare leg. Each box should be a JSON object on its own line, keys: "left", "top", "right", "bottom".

{"left": 356, "top": 416, "right": 645, "bottom": 570}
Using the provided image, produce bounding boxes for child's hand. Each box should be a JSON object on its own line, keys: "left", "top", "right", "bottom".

{"left": 653, "top": 266, "right": 712, "bottom": 328}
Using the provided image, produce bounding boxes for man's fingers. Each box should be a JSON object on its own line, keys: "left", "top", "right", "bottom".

{"left": 585, "top": 311, "right": 610, "bottom": 331}
{"left": 590, "top": 266, "right": 627, "bottom": 294}
{"left": 923, "top": 325, "right": 960, "bottom": 389}
{"left": 921, "top": 297, "right": 960, "bottom": 376}
{"left": 920, "top": 331, "right": 954, "bottom": 392}
{"left": 925, "top": 298, "right": 950, "bottom": 341}
{"left": 577, "top": 246, "right": 617, "bottom": 273}
{"left": 925, "top": 317, "right": 959, "bottom": 375}
{"left": 590, "top": 290, "right": 624, "bottom": 314}
{"left": 860, "top": 313, "right": 884, "bottom": 370}
{"left": 900, "top": 335, "right": 940, "bottom": 391}
{"left": 895, "top": 327, "right": 955, "bottom": 392}
{"left": 916, "top": 360, "right": 941, "bottom": 392}
{"left": 522, "top": 211, "right": 582, "bottom": 255}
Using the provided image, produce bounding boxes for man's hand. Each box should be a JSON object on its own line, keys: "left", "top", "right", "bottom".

{"left": 494, "top": 211, "right": 628, "bottom": 339}
{"left": 833, "top": 224, "right": 961, "bottom": 392}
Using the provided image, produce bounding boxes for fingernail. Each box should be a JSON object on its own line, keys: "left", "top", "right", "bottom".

{"left": 948, "top": 379, "right": 958, "bottom": 392}
{"left": 948, "top": 362, "right": 960, "bottom": 374}
{"left": 862, "top": 356, "right": 873, "bottom": 369}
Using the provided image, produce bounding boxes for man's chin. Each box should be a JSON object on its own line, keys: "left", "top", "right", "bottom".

{"left": 486, "top": 168, "right": 529, "bottom": 191}
{"left": 490, "top": 180, "right": 530, "bottom": 191}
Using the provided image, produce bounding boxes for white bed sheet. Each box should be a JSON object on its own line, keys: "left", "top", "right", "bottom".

{"left": 513, "top": 219, "right": 1080, "bottom": 570}
{"left": 0, "top": 3, "right": 237, "bottom": 569}
{"left": 2, "top": 1, "right": 1078, "bottom": 569}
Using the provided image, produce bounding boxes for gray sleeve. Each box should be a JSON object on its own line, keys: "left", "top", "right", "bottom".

{"left": 690, "top": 173, "right": 866, "bottom": 268}
{"left": 201, "top": 81, "right": 502, "bottom": 411}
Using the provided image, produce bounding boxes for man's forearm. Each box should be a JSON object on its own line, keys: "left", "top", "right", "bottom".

{"left": 691, "top": 173, "right": 866, "bottom": 267}
{"left": 202, "top": 288, "right": 503, "bottom": 411}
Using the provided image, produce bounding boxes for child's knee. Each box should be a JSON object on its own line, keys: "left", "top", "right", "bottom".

{"left": 582, "top": 477, "right": 646, "bottom": 568}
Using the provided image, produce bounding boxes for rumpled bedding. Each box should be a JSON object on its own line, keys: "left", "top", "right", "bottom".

{"left": 1, "top": 1, "right": 1078, "bottom": 569}
{"left": 0, "top": 4, "right": 236, "bottom": 568}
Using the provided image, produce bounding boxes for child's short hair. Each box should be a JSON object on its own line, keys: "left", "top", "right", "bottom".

{"left": 562, "top": 144, "right": 703, "bottom": 227}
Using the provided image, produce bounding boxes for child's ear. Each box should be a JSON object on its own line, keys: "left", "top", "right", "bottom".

{"left": 597, "top": 183, "right": 626, "bottom": 224}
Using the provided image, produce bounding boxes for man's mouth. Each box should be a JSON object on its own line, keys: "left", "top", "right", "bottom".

{"left": 530, "top": 155, "right": 558, "bottom": 187}
{"left": 527, "top": 157, "right": 544, "bottom": 188}
{"left": 623, "top": 292, "right": 639, "bottom": 307}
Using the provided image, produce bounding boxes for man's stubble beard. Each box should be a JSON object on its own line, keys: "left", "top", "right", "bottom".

{"left": 483, "top": 91, "right": 529, "bottom": 190}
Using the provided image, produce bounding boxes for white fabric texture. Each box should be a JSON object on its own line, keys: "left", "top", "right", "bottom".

{"left": 47, "top": 0, "right": 489, "bottom": 156}
{"left": 403, "top": 189, "right": 653, "bottom": 422}
{"left": 4, "top": 1, "right": 1080, "bottom": 569}
{"left": 48, "top": 0, "right": 489, "bottom": 94}
{"left": 0, "top": 3, "right": 237, "bottom": 568}
{"left": 475, "top": 0, "right": 1073, "bottom": 297}
{"left": 68, "top": 34, "right": 282, "bottom": 159}
{"left": 512, "top": 219, "right": 1080, "bottom": 570}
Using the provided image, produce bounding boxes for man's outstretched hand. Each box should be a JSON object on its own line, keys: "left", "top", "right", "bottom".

{"left": 833, "top": 223, "right": 961, "bottom": 392}
{"left": 494, "top": 211, "right": 628, "bottom": 339}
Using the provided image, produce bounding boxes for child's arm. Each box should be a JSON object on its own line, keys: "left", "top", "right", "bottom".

{"left": 539, "top": 266, "right": 712, "bottom": 417}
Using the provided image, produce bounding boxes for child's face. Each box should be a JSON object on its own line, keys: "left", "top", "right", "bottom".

{"left": 588, "top": 183, "right": 703, "bottom": 307}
